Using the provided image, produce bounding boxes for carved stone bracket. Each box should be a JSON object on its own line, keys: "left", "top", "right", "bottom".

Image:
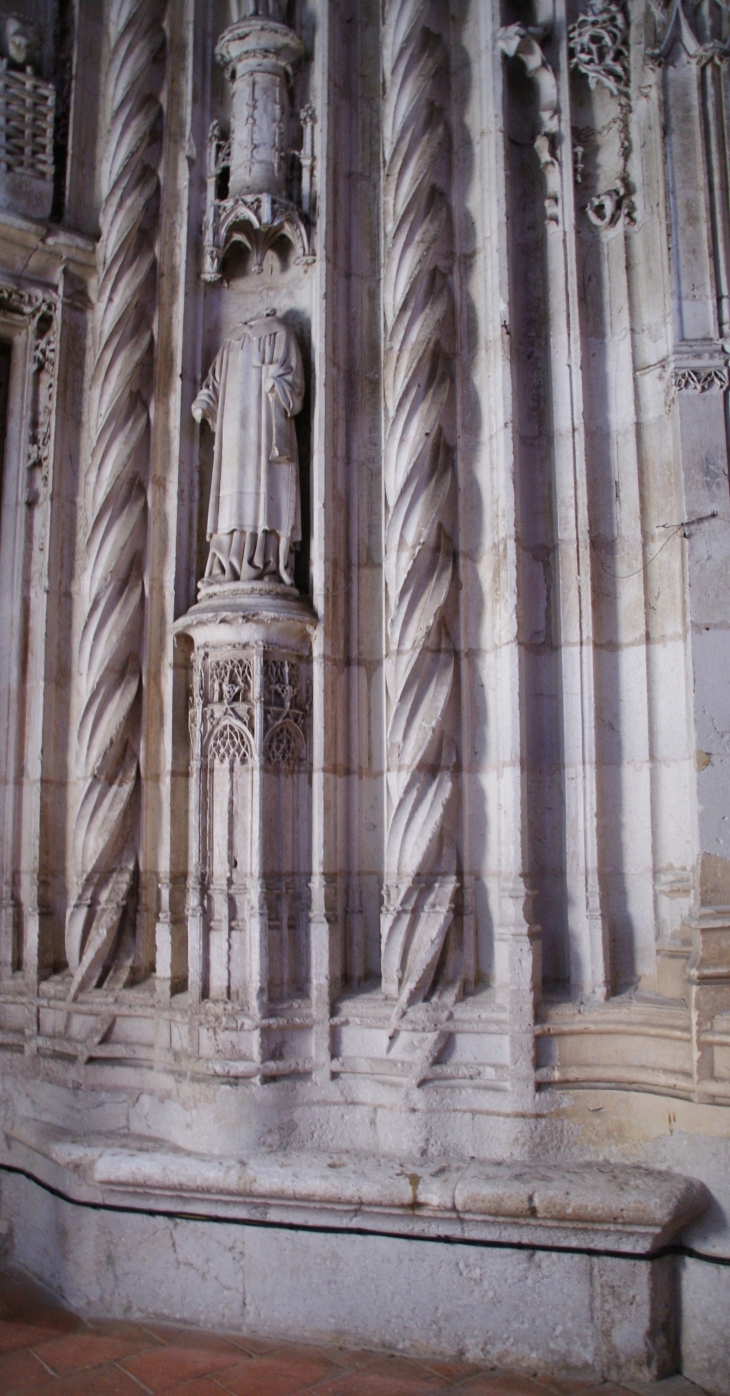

{"left": 202, "top": 15, "right": 315, "bottom": 281}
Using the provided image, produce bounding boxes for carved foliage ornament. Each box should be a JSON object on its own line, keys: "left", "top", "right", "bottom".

{"left": 569, "top": 0, "right": 635, "bottom": 228}
{"left": 0, "top": 282, "right": 57, "bottom": 498}
{"left": 569, "top": 0, "right": 630, "bottom": 99}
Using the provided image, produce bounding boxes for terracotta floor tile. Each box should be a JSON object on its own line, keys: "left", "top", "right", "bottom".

{"left": 141, "top": 1325, "right": 244, "bottom": 1355}
{"left": 159, "top": 1381, "right": 235, "bottom": 1396}
{"left": 457, "top": 1376, "right": 554, "bottom": 1396}
{"left": 0, "top": 1346, "right": 52, "bottom": 1390}
{"left": 87, "top": 1319, "right": 165, "bottom": 1344}
{"left": 262, "top": 1345, "right": 341, "bottom": 1373}
{"left": 0, "top": 1271, "right": 79, "bottom": 1332}
{"left": 215, "top": 1353, "right": 342, "bottom": 1396}
{"left": 301, "top": 1371, "right": 443, "bottom": 1396}
{"left": 0, "top": 1321, "right": 69, "bottom": 1354}
{"left": 121, "top": 1344, "right": 243, "bottom": 1391}
{"left": 310, "top": 1347, "right": 383, "bottom": 1372}
{"left": 223, "top": 1337, "right": 281, "bottom": 1357}
{"left": 416, "top": 1357, "right": 482, "bottom": 1381}
{"left": 29, "top": 1367, "right": 149, "bottom": 1396}
{"left": 528, "top": 1379, "right": 603, "bottom": 1395}
{"left": 369, "top": 1355, "right": 449, "bottom": 1386}
{"left": 32, "top": 1330, "right": 156, "bottom": 1375}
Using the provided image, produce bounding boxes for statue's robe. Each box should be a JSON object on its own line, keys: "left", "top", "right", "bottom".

{"left": 193, "top": 313, "right": 304, "bottom": 580}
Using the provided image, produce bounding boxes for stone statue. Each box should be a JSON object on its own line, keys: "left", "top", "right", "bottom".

{"left": 193, "top": 310, "right": 304, "bottom": 589}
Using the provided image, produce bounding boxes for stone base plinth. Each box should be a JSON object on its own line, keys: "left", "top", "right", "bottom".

{"left": 0, "top": 1127, "right": 717, "bottom": 1386}
{"left": 0, "top": 1168, "right": 680, "bottom": 1384}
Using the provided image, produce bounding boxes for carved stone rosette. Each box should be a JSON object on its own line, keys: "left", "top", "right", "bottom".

{"left": 65, "top": 0, "right": 166, "bottom": 999}
{"left": 380, "top": 0, "right": 459, "bottom": 1031}
{"left": 175, "top": 592, "right": 314, "bottom": 1015}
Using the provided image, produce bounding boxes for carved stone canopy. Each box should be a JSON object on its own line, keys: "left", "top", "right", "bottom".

{"left": 203, "top": 10, "right": 313, "bottom": 280}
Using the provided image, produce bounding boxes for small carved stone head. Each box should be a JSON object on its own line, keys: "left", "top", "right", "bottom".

{"left": 4, "top": 14, "right": 41, "bottom": 69}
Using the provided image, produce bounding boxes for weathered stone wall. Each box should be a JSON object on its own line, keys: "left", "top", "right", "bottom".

{"left": 0, "top": 0, "right": 727, "bottom": 1386}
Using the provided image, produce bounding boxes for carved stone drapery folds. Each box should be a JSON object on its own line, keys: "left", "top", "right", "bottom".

{"left": 65, "top": 0, "right": 165, "bottom": 998}
{"left": 380, "top": 0, "right": 459, "bottom": 1031}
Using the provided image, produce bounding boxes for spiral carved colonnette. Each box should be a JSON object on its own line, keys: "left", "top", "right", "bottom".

{"left": 381, "top": 0, "right": 458, "bottom": 1027}
{"left": 65, "top": 0, "right": 165, "bottom": 996}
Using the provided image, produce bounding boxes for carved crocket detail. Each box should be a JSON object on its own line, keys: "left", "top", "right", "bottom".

{"left": 380, "top": 0, "right": 459, "bottom": 1030}
{"left": 65, "top": 0, "right": 165, "bottom": 998}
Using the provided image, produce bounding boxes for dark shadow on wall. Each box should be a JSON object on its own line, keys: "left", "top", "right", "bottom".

{"left": 501, "top": 8, "right": 570, "bottom": 993}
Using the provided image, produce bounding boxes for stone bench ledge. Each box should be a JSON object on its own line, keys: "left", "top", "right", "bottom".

{"left": 2, "top": 1119, "right": 709, "bottom": 1256}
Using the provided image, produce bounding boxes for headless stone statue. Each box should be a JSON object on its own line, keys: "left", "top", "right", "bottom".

{"left": 193, "top": 310, "right": 304, "bottom": 589}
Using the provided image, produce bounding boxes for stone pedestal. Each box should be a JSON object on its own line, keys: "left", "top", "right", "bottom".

{"left": 174, "top": 586, "right": 315, "bottom": 1022}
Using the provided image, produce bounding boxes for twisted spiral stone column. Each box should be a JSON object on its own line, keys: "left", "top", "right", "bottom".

{"left": 380, "top": 0, "right": 459, "bottom": 1028}
{"left": 65, "top": 0, "right": 165, "bottom": 997}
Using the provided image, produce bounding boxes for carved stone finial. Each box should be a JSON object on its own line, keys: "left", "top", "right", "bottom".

{"left": 202, "top": 9, "right": 314, "bottom": 281}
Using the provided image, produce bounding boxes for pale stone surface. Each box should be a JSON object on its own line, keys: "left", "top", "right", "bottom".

{"left": 0, "top": 0, "right": 728, "bottom": 1388}
{"left": 0, "top": 1168, "right": 682, "bottom": 1382}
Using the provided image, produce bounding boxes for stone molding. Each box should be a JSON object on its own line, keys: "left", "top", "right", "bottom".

{"left": 380, "top": 0, "right": 459, "bottom": 1035}
{"left": 2, "top": 1118, "right": 708, "bottom": 1255}
{"left": 497, "top": 24, "right": 560, "bottom": 224}
{"left": 672, "top": 340, "right": 730, "bottom": 392}
{"left": 65, "top": 0, "right": 166, "bottom": 1001}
